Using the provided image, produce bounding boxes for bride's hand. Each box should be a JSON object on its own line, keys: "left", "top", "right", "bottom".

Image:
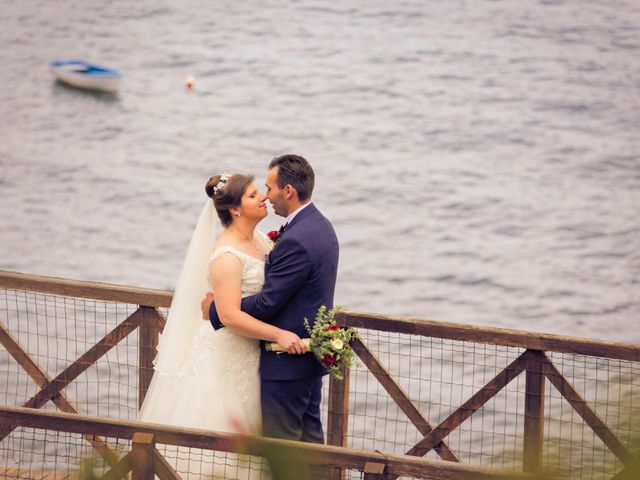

{"left": 201, "top": 292, "right": 215, "bottom": 320}
{"left": 275, "top": 330, "right": 307, "bottom": 355}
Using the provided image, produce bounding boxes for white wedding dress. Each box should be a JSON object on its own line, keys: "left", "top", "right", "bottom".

{"left": 138, "top": 240, "right": 270, "bottom": 479}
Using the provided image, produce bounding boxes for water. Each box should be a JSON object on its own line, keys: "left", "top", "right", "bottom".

{"left": 1, "top": 0, "right": 639, "bottom": 343}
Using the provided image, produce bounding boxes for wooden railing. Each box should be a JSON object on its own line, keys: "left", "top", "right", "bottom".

{"left": 335, "top": 311, "right": 640, "bottom": 479}
{"left": 1, "top": 270, "right": 639, "bottom": 480}
{"left": 0, "top": 405, "right": 543, "bottom": 480}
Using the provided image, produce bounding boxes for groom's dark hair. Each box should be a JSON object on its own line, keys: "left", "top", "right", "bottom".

{"left": 269, "top": 154, "right": 315, "bottom": 201}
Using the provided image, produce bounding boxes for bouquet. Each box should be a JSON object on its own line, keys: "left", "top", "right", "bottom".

{"left": 265, "top": 306, "right": 359, "bottom": 380}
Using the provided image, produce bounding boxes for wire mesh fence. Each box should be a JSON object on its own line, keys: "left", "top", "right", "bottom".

{"left": 346, "top": 329, "right": 639, "bottom": 479}
{"left": 1, "top": 427, "right": 130, "bottom": 477}
{"left": 1, "top": 282, "right": 639, "bottom": 479}
{"left": 0, "top": 288, "right": 273, "bottom": 479}
{"left": 1, "top": 288, "right": 146, "bottom": 419}
{"left": 0, "top": 426, "right": 271, "bottom": 479}
{"left": 348, "top": 332, "right": 529, "bottom": 463}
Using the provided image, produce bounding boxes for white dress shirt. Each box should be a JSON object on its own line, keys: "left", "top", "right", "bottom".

{"left": 284, "top": 202, "right": 311, "bottom": 228}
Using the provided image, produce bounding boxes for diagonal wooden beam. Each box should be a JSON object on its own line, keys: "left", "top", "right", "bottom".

{"left": 0, "top": 318, "right": 51, "bottom": 388}
{"left": 351, "top": 337, "right": 459, "bottom": 462}
{"left": 98, "top": 451, "right": 133, "bottom": 480}
{"left": 0, "top": 308, "right": 144, "bottom": 465}
{"left": 539, "top": 352, "right": 637, "bottom": 467}
{"left": 153, "top": 448, "right": 181, "bottom": 480}
{"left": 20, "top": 308, "right": 144, "bottom": 412}
{"left": 400, "top": 349, "right": 531, "bottom": 465}
{"left": 0, "top": 318, "right": 120, "bottom": 466}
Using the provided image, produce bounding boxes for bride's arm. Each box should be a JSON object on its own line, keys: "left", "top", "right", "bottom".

{"left": 210, "top": 253, "right": 306, "bottom": 354}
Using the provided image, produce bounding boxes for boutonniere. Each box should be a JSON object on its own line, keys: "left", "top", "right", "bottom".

{"left": 267, "top": 224, "right": 287, "bottom": 244}
{"left": 267, "top": 229, "right": 282, "bottom": 244}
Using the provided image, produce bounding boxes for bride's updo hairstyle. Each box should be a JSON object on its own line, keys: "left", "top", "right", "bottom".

{"left": 205, "top": 173, "right": 254, "bottom": 227}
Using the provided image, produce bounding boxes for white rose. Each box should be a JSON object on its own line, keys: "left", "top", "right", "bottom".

{"left": 330, "top": 339, "right": 344, "bottom": 350}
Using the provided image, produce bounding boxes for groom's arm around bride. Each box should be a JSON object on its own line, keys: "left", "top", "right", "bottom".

{"left": 206, "top": 155, "right": 339, "bottom": 448}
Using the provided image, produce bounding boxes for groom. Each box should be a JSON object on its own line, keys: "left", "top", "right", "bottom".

{"left": 203, "top": 154, "right": 339, "bottom": 446}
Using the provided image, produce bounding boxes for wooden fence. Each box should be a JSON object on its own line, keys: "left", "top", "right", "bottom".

{"left": 1, "top": 270, "right": 638, "bottom": 479}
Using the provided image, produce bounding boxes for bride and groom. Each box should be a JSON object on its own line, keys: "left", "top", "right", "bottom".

{"left": 138, "top": 154, "right": 339, "bottom": 477}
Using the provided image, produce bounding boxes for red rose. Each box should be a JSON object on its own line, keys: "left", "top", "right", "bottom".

{"left": 322, "top": 353, "right": 338, "bottom": 366}
{"left": 267, "top": 230, "right": 279, "bottom": 241}
{"left": 326, "top": 325, "right": 339, "bottom": 331}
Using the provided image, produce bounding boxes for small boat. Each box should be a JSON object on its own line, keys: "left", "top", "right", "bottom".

{"left": 50, "top": 60, "right": 122, "bottom": 93}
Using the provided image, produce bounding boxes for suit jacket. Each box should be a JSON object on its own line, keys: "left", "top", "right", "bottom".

{"left": 209, "top": 203, "right": 339, "bottom": 380}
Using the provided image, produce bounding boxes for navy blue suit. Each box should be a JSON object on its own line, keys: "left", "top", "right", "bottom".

{"left": 209, "top": 203, "right": 339, "bottom": 444}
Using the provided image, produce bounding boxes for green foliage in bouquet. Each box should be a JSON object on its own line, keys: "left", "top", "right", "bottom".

{"left": 304, "top": 306, "right": 359, "bottom": 380}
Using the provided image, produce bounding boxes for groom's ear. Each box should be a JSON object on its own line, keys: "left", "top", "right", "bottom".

{"left": 284, "top": 184, "right": 297, "bottom": 200}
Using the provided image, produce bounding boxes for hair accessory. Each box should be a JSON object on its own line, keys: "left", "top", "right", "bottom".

{"left": 213, "top": 173, "right": 232, "bottom": 195}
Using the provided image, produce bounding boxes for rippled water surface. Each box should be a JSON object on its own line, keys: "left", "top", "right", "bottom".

{"left": 1, "top": 0, "right": 639, "bottom": 342}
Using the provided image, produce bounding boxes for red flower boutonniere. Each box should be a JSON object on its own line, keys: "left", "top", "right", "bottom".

{"left": 267, "top": 230, "right": 280, "bottom": 243}
{"left": 267, "top": 225, "right": 286, "bottom": 244}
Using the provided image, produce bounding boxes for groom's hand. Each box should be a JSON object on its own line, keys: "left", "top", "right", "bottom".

{"left": 201, "top": 292, "right": 215, "bottom": 320}
{"left": 275, "top": 330, "right": 308, "bottom": 355}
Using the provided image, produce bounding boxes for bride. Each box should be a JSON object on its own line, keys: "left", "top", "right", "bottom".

{"left": 137, "top": 173, "right": 306, "bottom": 479}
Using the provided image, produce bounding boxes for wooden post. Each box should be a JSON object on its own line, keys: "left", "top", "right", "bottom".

{"left": 523, "top": 350, "right": 545, "bottom": 473}
{"left": 363, "top": 461, "right": 386, "bottom": 480}
{"left": 132, "top": 432, "right": 155, "bottom": 480}
{"left": 327, "top": 364, "right": 350, "bottom": 480}
{"left": 138, "top": 306, "right": 162, "bottom": 409}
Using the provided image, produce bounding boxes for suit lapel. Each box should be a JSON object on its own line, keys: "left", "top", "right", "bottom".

{"left": 284, "top": 203, "right": 317, "bottom": 232}
{"left": 266, "top": 203, "right": 317, "bottom": 269}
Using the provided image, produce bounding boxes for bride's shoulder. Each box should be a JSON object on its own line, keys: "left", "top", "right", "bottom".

{"left": 208, "top": 247, "right": 244, "bottom": 285}
{"left": 210, "top": 243, "right": 243, "bottom": 264}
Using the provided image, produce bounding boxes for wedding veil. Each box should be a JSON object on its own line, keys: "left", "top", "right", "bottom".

{"left": 152, "top": 200, "right": 217, "bottom": 377}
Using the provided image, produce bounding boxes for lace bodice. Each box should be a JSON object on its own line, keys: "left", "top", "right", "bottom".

{"left": 209, "top": 246, "right": 266, "bottom": 296}
{"left": 207, "top": 230, "right": 271, "bottom": 296}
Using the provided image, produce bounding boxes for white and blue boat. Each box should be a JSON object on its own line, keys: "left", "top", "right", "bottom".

{"left": 50, "top": 60, "right": 122, "bottom": 93}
